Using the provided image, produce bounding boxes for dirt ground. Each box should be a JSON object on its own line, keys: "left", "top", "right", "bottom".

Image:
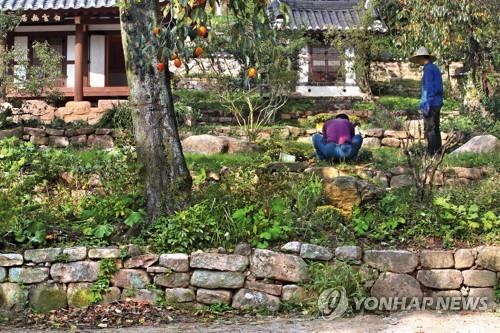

{"left": 6, "top": 310, "right": 500, "bottom": 333}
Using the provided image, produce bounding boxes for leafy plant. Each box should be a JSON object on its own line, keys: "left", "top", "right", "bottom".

{"left": 90, "top": 259, "right": 118, "bottom": 304}
{"left": 231, "top": 196, "right": 294, "bottom": 249}
{"left": 305, "top": 261, "right": 369, "bottom": 316}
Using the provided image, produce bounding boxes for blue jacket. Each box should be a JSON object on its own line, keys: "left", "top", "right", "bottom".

{"left": 420, "top": 62, "right": 444, "bottom": 112}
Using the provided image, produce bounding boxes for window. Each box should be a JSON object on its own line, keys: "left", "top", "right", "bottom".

{"left": 106, "top": 34, "right": 127, "bottom": 86}
{"left": 309, "top": 45, "right": 344, "bottom": 84}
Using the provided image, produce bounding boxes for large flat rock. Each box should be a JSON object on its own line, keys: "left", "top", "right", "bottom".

{"left": 363, "top": 250, "right": 418, "bottom": 273}
{"left": 250, "top": 249, "right": 308, "bottom": 283}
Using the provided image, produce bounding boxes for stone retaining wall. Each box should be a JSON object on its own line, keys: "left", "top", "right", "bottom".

{"left": 0, "top": 126, "right": 117, "bottom": 149}
{"left": 1, "top": 245, "right": 498, "bottom": 314}
{"left": 5, "top": 100, "right": 128, "bottom": 125}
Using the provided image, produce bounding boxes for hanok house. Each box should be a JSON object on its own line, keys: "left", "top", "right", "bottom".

{"left": 271, "top": 0, "right": 382, "bottom": 97}
{"left": 0, "top": 0, "right": 130, "bottom": 123}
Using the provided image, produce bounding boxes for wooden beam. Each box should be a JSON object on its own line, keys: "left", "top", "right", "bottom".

{"left": 74, "top": 17, "right": 84, "bottom": 101}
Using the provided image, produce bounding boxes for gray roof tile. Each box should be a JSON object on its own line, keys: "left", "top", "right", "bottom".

{"left": 0, "top": 0, "right": 118, "bottom": 11}
{"left": 271, "top": 0, "right": 366, "bottom": 31}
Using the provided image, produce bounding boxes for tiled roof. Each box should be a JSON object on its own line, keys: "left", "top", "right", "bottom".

{"left": 0, "top": 0, "right": 118, "bottom": 11}
{"left": 271, "top": 0, "right": 367, "bottom": 31}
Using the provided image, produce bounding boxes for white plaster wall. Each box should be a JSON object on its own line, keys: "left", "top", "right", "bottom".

{"left": 13, "top": 36, "right": 28, "bottom": 82}
{"left": 89, "top": 35, "right": 105, "bottom": 87}
{"left": 297, "top": 46, "right": 309, "bottom": 84}
{"left": 344, "top": 48, "right": 356, "bottom": 85}
{"left": 66, "top": 35, "right": 75, "bottom": 88}
{"left": 295, "top": 85, "right": 364, "bottom": 97}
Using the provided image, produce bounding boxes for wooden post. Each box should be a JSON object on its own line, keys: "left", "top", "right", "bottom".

{"left": 0, "top": 37, "right": 6, "bottom": 101}
{"left": 74, "top": 17, "right": 84, "bottom": 101}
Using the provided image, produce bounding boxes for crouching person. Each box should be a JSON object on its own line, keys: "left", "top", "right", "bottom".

{"left": 312, "top": 114, "right": 363, "bottom": 162}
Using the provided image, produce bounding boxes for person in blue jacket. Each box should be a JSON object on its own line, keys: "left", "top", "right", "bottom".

{"left": 410, "top": 47, "right": 444, "bottom": 155}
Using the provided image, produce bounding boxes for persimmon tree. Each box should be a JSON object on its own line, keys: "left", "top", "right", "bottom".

{"left": 394, "top": 0, "right": 499, "bottom": 99}
{"left": 119, "top": 0, "right": 288, "bottom": 222}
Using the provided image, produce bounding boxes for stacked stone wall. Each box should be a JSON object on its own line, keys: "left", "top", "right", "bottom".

{"left": 1, "top": 245, "right": 498, "bottom": 314}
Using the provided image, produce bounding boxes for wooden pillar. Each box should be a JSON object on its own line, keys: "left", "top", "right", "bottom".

{"left": 74, "top": 16, "right": 84, "bottom": 101}
{"left": 0, "top": 37, "right": 6, "bottom": 101}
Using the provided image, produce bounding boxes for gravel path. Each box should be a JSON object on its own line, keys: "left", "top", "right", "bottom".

{"left": 6, "top": 311, "right": 500, "bottom": 333}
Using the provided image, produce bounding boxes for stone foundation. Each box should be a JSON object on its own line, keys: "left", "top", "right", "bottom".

{"left": 0, "top": 245, "right": 498, "bottom": 314}
{"left": 7, "top": 99, "right": 128, "bottom": 125}
{"left": 0, "top": 126, "right": 117, "bottom": 149}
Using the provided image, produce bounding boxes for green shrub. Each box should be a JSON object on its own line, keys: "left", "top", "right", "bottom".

{"left": 94, "top": 102, "right": 134, "bottom": 130}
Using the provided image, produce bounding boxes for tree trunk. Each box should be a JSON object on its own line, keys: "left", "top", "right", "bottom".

{"left": 119, "top": 1, "right": 192, "bottom": 222}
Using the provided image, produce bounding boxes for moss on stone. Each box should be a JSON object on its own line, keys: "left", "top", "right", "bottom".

{"left": 29, "top": 284, "right": 67, "bottom": 313}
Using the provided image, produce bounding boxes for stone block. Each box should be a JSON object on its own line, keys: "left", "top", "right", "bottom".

{"left": 363, "top": 137, "right": 381, "bottom": 149}
{"left": 48, "top": 136, "right": 69, "bottom": 148}
{"left": 46, "top": 128, "right": 65, "bottom": 136}
{"left": 29, "top": 283, "right": 67, "bottom": 313}
{"left": 232, "top": 289, "right": 280, "bottom": 312}
{"left": 371, "top": 272, "right": 423, "bottom": 298}
{"left": 476, "top": 246, "right": 500, "bottom": 271}
{"left": 159, "top": 253, "right": 189, "bottom": 272}
{"left": 420, "top": 250, "right": 454, "bottom": 269}
{"left": 24, "top": 127, "right": 45, "bottom": 136}
{"left": 335, "top": 246, "right": 363, "bottom": 261}
{"left": 244, "top": 280, "right": 282, "bottom": 296}
{"left": 30, "top": 135, "right": 48, "bottom": 146}
{"left": 390, "top": 174, "right": 413, "bottom": 188}
{"left": 50, "top": 261, "right": 99, "bottom": 283}
{"left": 88, "top": 248, "right": 121, "bottom": 259}
{"left": 364, "top": 250, "right": 419, "bottom": 273}
{"left": 190, "top": 252, "right": 248, "bottom": 272}
{"left": 0, "top": 283, "right": 28, "bottom": 312}
{"left": 165, "top": 288, "right": 195, "bottom": 303}
{"left": 112, "top": 269, "right": 150, "bottom": 289}
{"left": 69, "top": 135, "right": 87, "bottom": 147}
{"left": 65, "top": 101, "right": 91, "bottom": 115}
{"left": 87, "top": 134, "right": 114, "bottom": 149}
{"left": 67, "top": 283, "right": 93, "bottom": 308}
{"left": 445, "top": 167, "right": 483, "bottom": 180}
{"left": 417, "top": 269, "right": 463, "bottom": 289}
{"left": 9, "top": 267, "right": 49, "bottom": 284}
{"left": 154, "top": 272, "right": 190, "bottom": 288}
{"left": 124, "top": 254, "right": 159, "bottom": 268}
{"left": 384, "top": 130, "right": 408, "bottom": 139}
{"left": 299, "top": 244, "right": 333, "bottom": 261}
{"left": 250, "top": 249, "right": 308, "bottom": 283}
{"left": 0, "top": 254, "right": 23, "bottom": 267}
{"left": 462, "top": 270, "right": 497, "bottom": 287}
{"left": 121, "top": 289, "right": 162, "bottom": 304}
{"left": 190, "top": 270, "right": 245, "bottom": 289}
{"left": 196, "top": 289, "right": 232, "bottom": 305}
{"left": 381, "top": 137, "right": 400, "bottom": 147}
{"left": 281, "top": 284, "right": 307, "bottom": 302}
{"left": 63, "top": 247, "right": 87, "bottom": 262}
{"left": 97, "top": 99, "right": 128, "bottom": 111}
{"left": 0, "top": 127, "right": 23, "bottom": 139}
{"left": 281, "top": 242, "right": 302, "bottom": 254}
{"left": 455, "top": 249, "right": 475, "bottom": 269}
{"left": 24, "top": 248, "right": 62, "bottom": 263}
{"left": 364, "top": 128, "right": 384, "bottom": 138}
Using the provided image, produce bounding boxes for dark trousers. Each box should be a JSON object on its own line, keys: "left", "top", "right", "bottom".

{"left": 424, "top": 106, "right": 442, "bottom": 155}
